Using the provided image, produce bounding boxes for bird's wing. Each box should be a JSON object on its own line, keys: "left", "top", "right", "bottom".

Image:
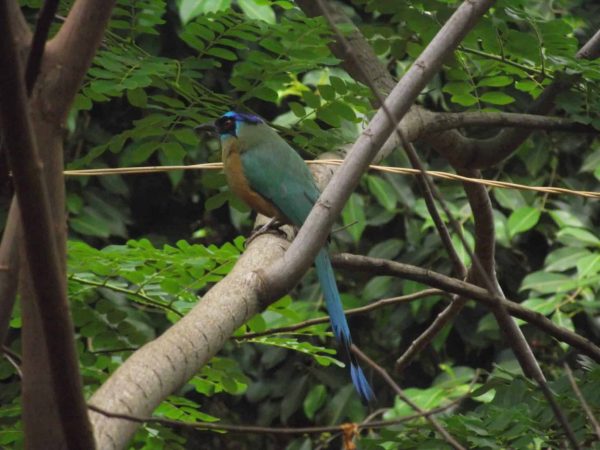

{"left": 241, "top": 135, "right": 320, "bottom": 227}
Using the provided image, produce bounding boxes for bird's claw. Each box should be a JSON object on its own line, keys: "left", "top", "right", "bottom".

{"left": 245, "top": 218, "right": 286, "bottom": 247}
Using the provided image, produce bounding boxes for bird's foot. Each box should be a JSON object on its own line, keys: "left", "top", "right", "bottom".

{"left": 245, "top": 218, "right": 286, "bottom": 247}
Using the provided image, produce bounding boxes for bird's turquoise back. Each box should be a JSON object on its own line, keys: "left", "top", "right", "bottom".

{"left": 238, "top": 124, "right": 318, "bottom": 226}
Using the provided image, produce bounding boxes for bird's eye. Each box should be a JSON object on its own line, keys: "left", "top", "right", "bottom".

{"left": 215, "top": 117, "right": 236, "bottom": 134}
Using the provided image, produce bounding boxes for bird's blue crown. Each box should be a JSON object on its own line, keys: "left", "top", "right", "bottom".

{"left": 216, "top": 111, "right": 263, "bottom": 137}
{"left": 223, "top": 111, "right": 263, "bottom": 124}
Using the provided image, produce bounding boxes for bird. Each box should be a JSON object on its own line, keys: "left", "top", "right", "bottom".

{"left": 197, "top": 111, "right": 374, "bottom": 402}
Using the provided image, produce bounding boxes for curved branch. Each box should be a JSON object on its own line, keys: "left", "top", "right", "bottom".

{"left": 426, "top": 76, "right": 576, "bottom": 169}
{"left": 421, "top": 111, "right": 594, "bottom": 135}
{"left": 331, "top": 253, "right": 600, "bottom": 363}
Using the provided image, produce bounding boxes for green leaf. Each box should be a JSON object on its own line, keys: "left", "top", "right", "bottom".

{"left": 514, "top": 297, "right": 560, "bottom": 325}
{"left": 507, "top": 207, "right": 541, "bottom": 237}
{"left": 478, "top": 76, "right": 513, "bottom": 87}
{"left": 545, "top": 247, "right": 591, "bottom": 272}
{"left": 451, "top": 93, "right": 479, "bottom": 106}
{"left": 303, "top": 385, "right": 327, "bottom": 420}
{"left": 520, "top": 271, "right": 577, "bottom": 294}
{"left": 367, "top": 175, "right": 397, "bottom": 211}
{"left": 126, "top": 88, "right": 147, "bottom": 107}
{"left": 341, "top": 193, "right": 366, "bottom": 242}
{"left": 247, "top": 336, "right": 343, "bottom": 367}
{"left": 206, "top": 47, "right": 237, "bottom": 61}
{"left": 237, "top": 0, "right": 276, "bottom": 23}
{"left": 577, "top": 253, "right": 600, "bottom": 279}
{"left": 480, "top": 91, "right": 515, "bottom": 105}
{"left": 179, "top": 0, "right": 232, "bottom": 24}
{"left": 556, "top": 227, "right": 600, "bottom": 247}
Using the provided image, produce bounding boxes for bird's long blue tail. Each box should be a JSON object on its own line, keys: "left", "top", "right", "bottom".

{"left": 314, "top": 249, "right": 375, "bottom": 402}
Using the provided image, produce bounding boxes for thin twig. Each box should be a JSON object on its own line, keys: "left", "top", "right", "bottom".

{"left": 238, "top": 289, "right": 444, "bottom": 339}
{"left": 351, "top": 345, "right": 466, "bottom": 450}
{"left": 88, "top": 400, "right": 469, "bottom": 435}
{"left": 563, "top": 363, "right": 600, "bottom": 440}
{"left": 69, "top": 275, "right": 184, "bottom": 317}
{"left": 395, "top": 296, "right": 467, "bottom": 372}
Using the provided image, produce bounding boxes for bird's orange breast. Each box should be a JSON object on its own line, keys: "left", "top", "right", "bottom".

{"left": 222, "top": 138, "right": 286, "bottom": 222}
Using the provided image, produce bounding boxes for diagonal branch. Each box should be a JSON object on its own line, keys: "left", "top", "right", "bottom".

{"left": 261, "top": 0, "right": 496, "bottom": 299}
{"left": 352, "top": 345, "right": 466, "bottom": 450}
{"left": 577, "top": 28, "right": 600, "bottom": 59}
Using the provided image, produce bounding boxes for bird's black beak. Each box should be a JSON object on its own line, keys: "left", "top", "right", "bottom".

{"left": 195, "top": 121, "right": 218, "bottom": 136}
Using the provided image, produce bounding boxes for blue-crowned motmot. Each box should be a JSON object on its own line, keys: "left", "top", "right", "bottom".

{"left": 199, "top": 111, "right": 374, "bottom": 401}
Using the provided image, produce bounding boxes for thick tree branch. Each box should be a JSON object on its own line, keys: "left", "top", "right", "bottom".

{"left": 427, "top": 76, "right": 576, "bottom": 169}
{"left": 43, "top": 0, "right": 116, "bottom": 121}
{"left": 6, "top": 0, "right": 31, "bottom": 54}
{"left": 331, "top": 253, "right": 600, "bottom": 364}
{"left": 262, "top": 0, "right": 496, "bottom": 300}
{"left": 421, "top": 111, "right": 594, "bottom": 135}
{"left": 0, "top": 4, "right": 95, "bottom": 448}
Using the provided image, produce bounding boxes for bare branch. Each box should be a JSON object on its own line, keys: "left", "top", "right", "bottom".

{"left": 239, "top": 289, "right": 444, "bottom": 339}
{"left": 0, "top": 3, "right": 95, "bottom": 447}
{"left": 577, "top": 29, "right": 600, "bottom": 59}
{"left": 352, "top": 345, "right": 466, "bottom": 450}
{"left": 295, "top": 0, "right": 396, "bottom": 98}
{"left": 563, "top": 364, "right": 600, "bottom": 440}
{"left": 421, "top": 111, "right": 594, "bottom": 135}
{"left": 89, "top": 395, "right": 470, "bottom": 435}
{"left": 429, "top": 76, "right": 576, "bottom": 169}
{"left": 331, "top": 253, "right": 600, "bottom": 364}
{"left": 395, "top": 297, "right": 467, "bottom": 372}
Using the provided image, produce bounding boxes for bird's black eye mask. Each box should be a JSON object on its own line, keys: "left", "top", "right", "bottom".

{"left": 215, "top": 116, "right": 236, "bottom": 136}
